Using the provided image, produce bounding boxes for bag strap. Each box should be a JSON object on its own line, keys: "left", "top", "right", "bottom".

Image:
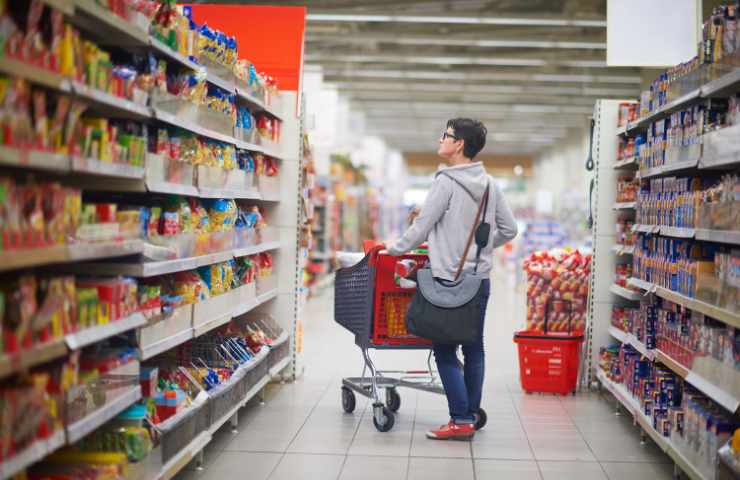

{"left": 454, "top": 182, "right": 490, "bottom": 281}
{"left": 473, "top": 180, "right": 491, "bottom": 273}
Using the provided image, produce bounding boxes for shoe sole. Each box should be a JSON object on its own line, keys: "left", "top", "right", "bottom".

{"left": 426, "top": 433, "right": 475, "bottom": 441}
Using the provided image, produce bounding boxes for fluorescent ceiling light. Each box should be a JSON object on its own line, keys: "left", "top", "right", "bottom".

{"left": 313, "top": 67, "right": 643, "bottom": 84}
{"left": 305, "top": 54, "right": 604, "bottom": 68}
{"left": 306, "top": 34, "right": 606, "bottom": 50}
{"left": 334, "top": 82, "right": 538, "bottom": 95}
{"left": 305, "top": 13, "right": 606, "bottom": 28}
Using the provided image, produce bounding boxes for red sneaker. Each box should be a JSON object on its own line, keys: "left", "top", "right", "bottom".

{"left": 425, "top": 420, "right": 475, "bottom": 441}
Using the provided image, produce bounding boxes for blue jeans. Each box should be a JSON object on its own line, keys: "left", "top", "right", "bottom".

{"left": 432, "top": 279, "right": 490, "bottom": 424}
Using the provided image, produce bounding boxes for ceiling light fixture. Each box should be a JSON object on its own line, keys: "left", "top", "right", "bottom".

{"left": 305, "top": 34, "right": 606, "bottom": 50}
{"left": 313, "top": 67, "right": 643, "bottom": 84}
{"left": 305, "top": 54, "right": 604, "bottom": 68}
{"left": 305, "top": 13, "right": 606, "bottom": 28}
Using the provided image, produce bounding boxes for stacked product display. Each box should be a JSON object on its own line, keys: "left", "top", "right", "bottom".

{"left": 0, "top": 1, "right": 300, "bottom": 479}
{"left": 593, "top": 5, "right": 740, "bottom": 478}
{"left": 523, "top": 249, "right": 590, "bottom": 334}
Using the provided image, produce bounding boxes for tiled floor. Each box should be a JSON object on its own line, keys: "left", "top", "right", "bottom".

{"left": 175, "top": 271, "right": 677, "bottom": 480}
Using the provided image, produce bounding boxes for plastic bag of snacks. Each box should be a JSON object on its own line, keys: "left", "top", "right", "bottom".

{"left": 523, "top": 249, "right": 591, "bottom": 334}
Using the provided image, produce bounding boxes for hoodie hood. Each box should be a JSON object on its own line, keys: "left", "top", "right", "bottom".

{"left": 436, "top": 161, "right": 489, "bottom": 201}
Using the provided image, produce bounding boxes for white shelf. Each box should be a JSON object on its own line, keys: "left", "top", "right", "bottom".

{"left": 72, "top": 0, "right": 150, "bottom": 46}
{"left": 596, "top": 370, "right": 707, "bottom": 480}
{"left": 609, "top": 283, "right": 642, "bottom": 302}
{"left": 71, "top": 82, "right": 152, "bottom": 119}
{"left": 633, "top": 224, "right": 660, "bottom": 234}
{"left": 682, "top": 366, "right": 740, "bottom": 413}
{"left": 613, "top": 202, "right": 636, "bottom": 210}
{"left": 0, "top": 339, "right": 67, "bottom": 381}
{"left": 260, "top": 145, "right": 284, "bottom": 159}
{"left": 66, "top": 386, "right": 142, "bottom": 444}
{"left": 628, "top": 277, "right": 740, "bottom": 329}
{"left": 206, "top": 71, "right": 236, "bottom": 94}
{"left": 149, "top": 37, "right": 201, "bottom": 72}
{"left": 0, "top": 145, "right": 70, "bottom": 172}
{"left": 146, "top": 180, "right": 200, "bottom": 197}
{"left": 269, "top": 355, "right": 291, "bottom": 378}
{"left": 0, "top": 429, "right": 65, "bottom": 480}
{"left": 235, "top": 87, "right": 283, "bottom": 121}
{"left": 0, "top": 57, "right": 71, "bottom": 92}
{"left": 608, "top": 326, "right": 654, "bottom": 361}
{"left": 0, "top": 239, "right": 143, "bottom": 273}
{"left": 694, "top": 229, "right": 740, "bottom": 245}
{"left": 270, "top": 330, "right": 290, "bottom": 348}
{"left": 257, "top": 288, "right": 279, "bottom": 305}
{"left": 153, "top": 108, "right": 237, "bottom": 145}
{"left": 140, "top": 327, "right": 194, "bottom": 361}
{"left": 71, "top": 156, "right": 145, "bottom": 179}
{"left": 659, "top": 226, "right": 696, "bottom": 238}
{"left": 235, "top": 139, "right": 262, "bottom": 152}
{"left": 702, "top": 67, "right": 740, "bottom": 97}
{"left": 611, "top": 244, "right": 635, "bottom": 255}
{"left": 193, "top": 312, "right": 233, "bottom": 338}
{"left": 639, "top": 159, "right": 700, "bottom": 179}
{"left": 236, "top": 87, "right": 266, "bottom": 110}
{"left": 233, "top": 241, "right": 282, "bottom": 258}
{"left": 65, "top": 313, "right": 146, "bottom": 350}
{"left": 67, "top": 239, "right": 144, "bottom": 261}
{"left": 613, "top": 157, "right": 638, "bottom": 169}
{"left": 79, "top": 250, "right": 235, "bottom": 277}
{"left": 197, "top": 186, "right": 262, "bottom": 200}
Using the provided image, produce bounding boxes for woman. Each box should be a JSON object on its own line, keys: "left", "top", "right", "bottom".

{"left": 388, "top": 118, "right": 518, "bottom": 440}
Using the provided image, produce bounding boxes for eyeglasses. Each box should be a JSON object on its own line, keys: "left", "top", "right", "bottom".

{"left": 441, "top": 131, "right": 459, "bottom": 141}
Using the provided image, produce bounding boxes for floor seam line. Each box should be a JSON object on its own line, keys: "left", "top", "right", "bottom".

{"left": 337, "top": 396, "right": 369, "bottom": 480}
{"left": 265, "top": 381, "right": 332, "bottom": 480}
{"left": 405, "top": 392, "right": 419, "bottom": 480}
{"left": 511, "top": 394, "right": 543, "bottom": 479}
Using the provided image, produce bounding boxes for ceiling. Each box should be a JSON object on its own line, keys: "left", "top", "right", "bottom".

{"left": 234, "top": 0, "right": 644, "bottom": 158}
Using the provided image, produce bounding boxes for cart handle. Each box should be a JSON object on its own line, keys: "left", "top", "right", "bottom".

{"left": 367, "top": 244, "right": 385, "bottom": 267}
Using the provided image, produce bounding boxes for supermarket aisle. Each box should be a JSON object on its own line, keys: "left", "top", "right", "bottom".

{"left": 176, "top": 273, "right": 676, "bottom": 480}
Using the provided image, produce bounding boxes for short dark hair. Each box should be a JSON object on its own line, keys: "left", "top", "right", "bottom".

{"left": 446, "top": 118, "right": 487, "bottom": 159}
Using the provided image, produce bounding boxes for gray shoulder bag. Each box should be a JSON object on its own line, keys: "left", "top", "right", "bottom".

{"left": 405, "top": 175, "right": 490, "bottom": 345}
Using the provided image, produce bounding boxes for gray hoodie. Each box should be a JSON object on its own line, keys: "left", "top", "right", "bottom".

{"left": 388, "top": 162, "right": 518, "bottom": 280}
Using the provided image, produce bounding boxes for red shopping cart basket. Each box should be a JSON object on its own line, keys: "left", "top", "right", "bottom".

{"left": 335, "top": 245, "right": 431, "bottom": 348}
{"left": 513, "top": 331, "right": 583, "bottom": 395}
{"left": 371, "top": 250, "right": 430, "bottom": 347}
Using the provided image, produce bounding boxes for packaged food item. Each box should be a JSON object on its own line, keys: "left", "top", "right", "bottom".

{"left": 523, "top": 250, "right": 591, "bottom": 334}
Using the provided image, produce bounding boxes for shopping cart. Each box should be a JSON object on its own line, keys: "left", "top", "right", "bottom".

{"left": 334, "top": 245, "right": 488, "bottom": 432}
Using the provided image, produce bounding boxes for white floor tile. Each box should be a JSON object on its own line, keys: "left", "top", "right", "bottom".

{"left": 600, "top": 461, "right": 675, "bottom": 480}
{"left": 538, "top": 461, "right": 608, "bottom": 480}
{"left": 474, "top": 459, "right": 542, "bottom": 479}
{"left": 407, "top": 457, "right": 474, "bottom": 480}
{"left": 338, "top": 455, "right": 409, "bottom": 480}
{"left": 268, "top": 453, "right": 345, "bottom": 480}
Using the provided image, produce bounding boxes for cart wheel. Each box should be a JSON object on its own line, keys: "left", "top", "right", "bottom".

{"left": 373, "top": 405, "right": 395, "bottom": 432}
{"left": 341, "top": 387, "right": 356, "bottom": 413}
{"left": 475, "top": 408, "right": 488, "bottom": 431}
{"left": 386, "top": 388, "right": 401, "bottom": 412}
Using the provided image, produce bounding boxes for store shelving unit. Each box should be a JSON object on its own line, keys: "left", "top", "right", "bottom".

{"left": 0, "top": 2, "right": 303, "bottom": 479}
{"left": 596, "top": 370, "right": 708, "bottom": 480}
{"left": 590, "top": 62, "right": 740, "bottom": 479}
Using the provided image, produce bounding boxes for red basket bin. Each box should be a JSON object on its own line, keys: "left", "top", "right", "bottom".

{"left": 370, "top": 249, "right": 431, "bottom": 347}
{"left": 513, "top": 330, "right": 584, "bottom": 395}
